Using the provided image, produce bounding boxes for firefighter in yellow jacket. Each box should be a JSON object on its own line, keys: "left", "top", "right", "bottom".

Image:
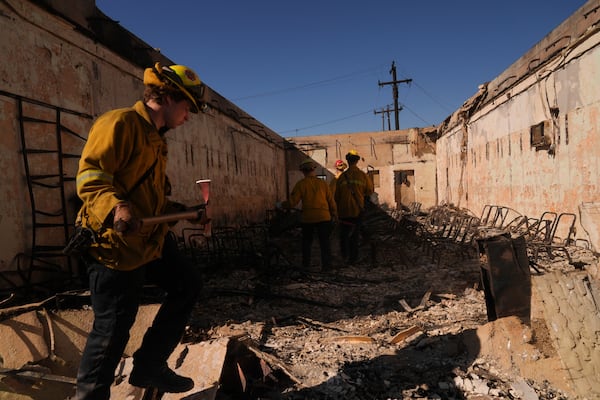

{"left": 334, "top": 150, "right": 374, "bottom": 265}
{"left": 282, "top": 158, "right": 337, "bottom": 271}
{"left": 74, "top": 63, "right": 204, "bottom": 399}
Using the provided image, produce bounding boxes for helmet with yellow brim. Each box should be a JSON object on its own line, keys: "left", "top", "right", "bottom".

{"left": 143, "top": 62, "right": 205, "bottom": 113}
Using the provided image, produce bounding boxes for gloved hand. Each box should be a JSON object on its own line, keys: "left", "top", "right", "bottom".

{"left": 113, "top": 202, "right": 141, "bottom": 234}
{"left": 188, "top": 207, "right": 210, "bottom": 225}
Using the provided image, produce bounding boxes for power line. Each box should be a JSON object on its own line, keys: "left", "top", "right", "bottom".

{"left": 399, "top": 103, "right": 433, "bottom": 126}
{"left": 411, "top": 81, "right": 455, "bottom": 114}
{"left": 233, "top": 61, "right": 439, "bottom": 134}
{"left": 393, "top": 62, "right": 455, "bottom": 113}
{"left": 232, "top": 65, "right": 383, "bottom": 101}
{"left": 280, "top": 109, "right": 374, "bottom": 135}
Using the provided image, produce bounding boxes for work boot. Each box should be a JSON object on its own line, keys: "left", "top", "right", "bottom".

{"left": 129, "top": 364, "right": 194, "bottom": 393}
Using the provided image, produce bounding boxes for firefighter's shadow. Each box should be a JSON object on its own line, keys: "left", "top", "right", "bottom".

{"left": 283, "top": 329, "right": 481, "bottom": 400}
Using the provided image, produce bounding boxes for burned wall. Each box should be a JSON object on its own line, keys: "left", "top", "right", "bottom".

{"left": 286, "top": 128, "right": 437, "bottom": 210}
{"left": 0, "top": 0, "right": 287, "bottom": 285}
{"left": 436, "top": 0, "right": 600, "bottom": 243}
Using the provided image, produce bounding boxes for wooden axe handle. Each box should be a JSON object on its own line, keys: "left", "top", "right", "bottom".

{"left": 140, "top": 210, "right": 202, "bottom": 226}
{"left": 115, "top": 208, "right": 207, "bottom": 232}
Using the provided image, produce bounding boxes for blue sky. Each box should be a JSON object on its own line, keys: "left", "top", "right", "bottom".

{"left": 96, "top": 1, "right": 586, "bottom": 137}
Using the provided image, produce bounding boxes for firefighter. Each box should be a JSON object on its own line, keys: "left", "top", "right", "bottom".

{"left": 281, "top": 158, "right": 337, "bottom": 271}
{"left": 334, "top": 150, "right": 374, "bottom": 265}
{"left": 73, "top": 63, "right": 205, "bottom": 399}
{"left": 329, "top": 159, "right": 348, "bottom": 198}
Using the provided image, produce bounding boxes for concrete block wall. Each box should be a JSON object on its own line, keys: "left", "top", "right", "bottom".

{"left": 534, "top": 271, "right": 600, "bottom": 397}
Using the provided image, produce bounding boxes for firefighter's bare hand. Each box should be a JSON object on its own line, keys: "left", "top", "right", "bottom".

{"left": 113, "top": 202, "right": 141, "bottom": 234}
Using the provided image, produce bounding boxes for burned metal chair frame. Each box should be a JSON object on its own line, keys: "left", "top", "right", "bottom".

{"left": 182, "top": 227, "right": 218, "bottom": 267}
{"left": 182, "top": 221, "right": 292, "bottom": 271}
{"left": 477, "top": 207, "right": 578, "bottom": 266}
{"left": 387, "top": 201, "right": 423, "bottom": 236}
{"left": 524, "top": 211, "right": 558, "bottom": 242}
{"left": 480, "top": 205, "right": 522, "bottom": 230}
{"left": 416, "top": 205, "right": 481, "bottom": 264}
{"left": 181, "top": 226, "right": 244, "bottom": 269}
{"left": 527, "top": 212, "right": 577, "bottom": 263}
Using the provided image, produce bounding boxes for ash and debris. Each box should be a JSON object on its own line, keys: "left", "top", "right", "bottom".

{"left": 181, "top": 207, "right": 596, "bottom": 400}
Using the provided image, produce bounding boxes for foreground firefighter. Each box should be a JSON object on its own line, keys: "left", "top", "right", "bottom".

{"left": 72, "top": 63, "right": 206, "bottom": 399}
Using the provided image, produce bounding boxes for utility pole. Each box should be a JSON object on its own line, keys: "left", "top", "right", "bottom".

{"left": 374, "top": 105, "right": 398, "bottom": 131}
{"left": 378, "top": 61, "right": 411, "bottom": 130}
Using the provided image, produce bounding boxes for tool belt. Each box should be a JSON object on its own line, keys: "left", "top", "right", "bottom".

{"left": 62, "top": 225, "right": 97, "bottom": 256}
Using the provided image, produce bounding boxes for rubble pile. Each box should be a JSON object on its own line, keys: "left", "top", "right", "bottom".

{"left": 186, "top": 221, "right": 592, "bottom": 400}
{"left": 1, "top": 206, "right": 597, "bottom": 399}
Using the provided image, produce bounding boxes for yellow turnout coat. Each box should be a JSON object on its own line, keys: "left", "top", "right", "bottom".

{"left": 75, "top": 101, "right": 172, "bottom": 270}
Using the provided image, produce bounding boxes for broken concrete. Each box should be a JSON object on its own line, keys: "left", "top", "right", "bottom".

{"left": 1, "top": 216, "right": 599, "bottom": 399}
{"left": 110, "top": 338, "right": 229, "bottom": 400}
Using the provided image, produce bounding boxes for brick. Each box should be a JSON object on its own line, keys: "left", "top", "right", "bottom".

{"left": 570, "top": 376, "right": 593, "bottom": 398}
{"left": 575, "top": 339, "right": 591, "bottom": 361}
{"left": 574, "top": 276, "right": 590, "bottom": 297}
{"left": 558, "top": 335, "right": 577, "bottom": 352}
{"left": 541, "top": 293, "right": 561, "bottom": 313}
{"left": 561, "top": 352, "right": 583, "bottom": 376}
{"left": 533, "top": 276, "right": 551, "bottom": 292}
{"left": 557, "top": 277, "right": 575, "bottom": 300}
{"left": 580, "top": 292, "right": 598, "bottom": 314}
{"left": 550, "top": 313, "right": 568, "bottom": 334}
{"left": 587, "top": 314, "right": 600, "bottom": 334}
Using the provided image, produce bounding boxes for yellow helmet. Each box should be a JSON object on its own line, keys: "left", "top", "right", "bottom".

{"left": 346, "top": 149, "right": 360, "bottom": 163}
{"left": 143, "top": 62, "right": 205, "bottom": 113}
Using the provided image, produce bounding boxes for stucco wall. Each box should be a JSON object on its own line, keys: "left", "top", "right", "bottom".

{"left": 436, "top": 1, "right": 600, "bottom": 243}
{"left": 0, "top": 0, "right": 287, "bottom": 280}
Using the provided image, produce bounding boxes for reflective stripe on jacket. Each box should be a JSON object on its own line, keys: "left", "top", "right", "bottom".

{"left": 76, "top": 101, "right": 169, "bottom": 270}
{"left": 334, "top": 165, "right": 374, "bottom": 219}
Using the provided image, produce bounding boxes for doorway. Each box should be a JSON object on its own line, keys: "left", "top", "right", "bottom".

{"left": 394, "top": 170, "right": 415, "bottom": 209}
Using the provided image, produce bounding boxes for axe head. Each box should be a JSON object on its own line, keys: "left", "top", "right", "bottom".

{"left": 195, "top": 179, "right": 211, "bottom": 204}
{"left": 195, "top": 179, "right": 212, "bottom": 236}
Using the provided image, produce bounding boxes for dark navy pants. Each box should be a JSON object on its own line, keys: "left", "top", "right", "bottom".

{"left": 75, "top": 234, "right": 201, "bottom": 399}
{"left": 339, "top": 216, "right": 362, "bottom": 264}
{"left": 301, "top": 221, "right": 333, "bottom": 270}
